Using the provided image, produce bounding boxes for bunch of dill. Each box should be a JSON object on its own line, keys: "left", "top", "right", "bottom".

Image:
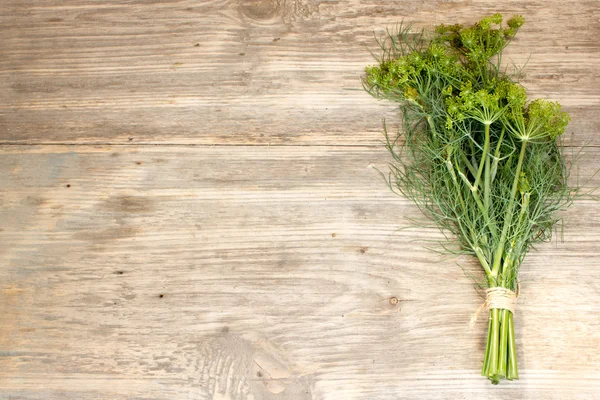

{"left": 363, "top": 14, "right": 574, "bottom": 383}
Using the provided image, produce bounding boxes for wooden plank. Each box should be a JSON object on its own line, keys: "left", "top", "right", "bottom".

{"left": 1, "top": 1, "right": 599, "bottom": 145}
{"left": 1, "top": 145, "right": 599, "bottom": 399}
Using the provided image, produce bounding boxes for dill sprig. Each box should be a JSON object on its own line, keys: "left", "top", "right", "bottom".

{"left": 363, "top": 14, "right": 576, "bottom": 384}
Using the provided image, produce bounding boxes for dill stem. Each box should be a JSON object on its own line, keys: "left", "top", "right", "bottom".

{"left": 446, "top": 158, "right": 480, "bottom": 254}
{"left": 491, "top": 127, "right": 506, "bottom": 182}
{"left": 482, "top": 313, "right": 493, "bottom": 375}
{"left": 488, "top": 308, "right": 500, "bottom": 378}
{"left": 467, "top": 123, "right": 498, "bottom": 240}
{"left": 456, "top": 163, "right": 498, "bottom": 240}
{"left": 474, "top": 123, "right": 491, "bottom": 190}
{"left": 507, "top": 312, "right": 518, "bottom": 379}
{"left": 426, "top": 115, "right": 439, "bottom": 143}
{"left": 474, "top": 247, "right": 492, "bottom": 276}
{"left": 491, "top": 139, "right": 528, "bottom": 279}
{"left": 460, "top": 152, "right": 478, "bottom": 179}
{"left": 499, "top": 309, "right": 510, "bottom": 377}
{"left": 483, "top": 308, "right": 518, "bottom": 382}
{"left": 446, "top": 159, "right": 471, "bottom": 233}
{"left": 483, "top": 309, "right": 519, "bottom": 382}
{"left": 484, "top": 133, "right": 492, "bottom": 210}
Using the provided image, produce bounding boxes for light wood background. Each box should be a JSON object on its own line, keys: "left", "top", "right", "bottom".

{"left": 1, "top": 1, "right": 599, "bottom": 399}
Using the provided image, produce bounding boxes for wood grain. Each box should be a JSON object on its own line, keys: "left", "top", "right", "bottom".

{"left": 2, "top": 0, "right": 600, "bottom": 399}
{"left": 1, "top": 145, "right": 599, "bottom": 399}
{"left": 0, "top": 0, "right": 599, "bottom": 145}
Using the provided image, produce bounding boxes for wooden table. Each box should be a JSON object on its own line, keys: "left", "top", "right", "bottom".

{"left": 1, "top": 1, "right": 599, "bottom": 399}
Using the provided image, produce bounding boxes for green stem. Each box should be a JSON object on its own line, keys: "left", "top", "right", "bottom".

{"left": 488, "top": 308, "right": 500, "bottom": 378}
{"left": 467, "top": 123, "right": 498, "bottom": 240}
{"left": 507, "top": 312, "right": 518, "bottom": 380}
{"left": 482, "top": 312, "right": 493, "bottom": 376}
{"left": 498, "top": 309, "right": 509, "bottom": 377}
{"left": 456, "top": 165, "right": 498, "bottom": 240}
{"left": 491, "top": 127, "right": 506, "bottom": 183}
{"left": 426, "top": 115, "right": 439, "bottom": 145}
{"left": 491, "top": 139, "right": 528, "bottom": 278}
{"left": 474, "top": 246, "right": 492, "bottom": 277}
{"left": 474, "top": 123, "right": 491, "bottom": 191}
{"left": 483, "top": 308, "right": 519, "bottom": 383}
{"left": 459, "top": 152, "right": 478, "bottom": 181}
{"left": 445, "top": 158, "right": 481, "bottom": 253}
{"left": 484, "top": 144, "right": 491, "bottom": 211}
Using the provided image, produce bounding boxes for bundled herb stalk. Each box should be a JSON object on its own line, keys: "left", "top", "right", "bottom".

{"left": 363, "top": 14, "right": 574, "bottom": 384}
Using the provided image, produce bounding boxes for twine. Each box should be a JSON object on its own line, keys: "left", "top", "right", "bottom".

{"left": 469, "top": 286, "right": 518, "bottom": 327}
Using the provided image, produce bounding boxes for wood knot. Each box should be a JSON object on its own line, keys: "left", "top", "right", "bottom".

{"left": 239, "top": 0, "right": 281, "bottom": 21}
{"left": 389, "top": 297, "right": 399, "bottom": 306}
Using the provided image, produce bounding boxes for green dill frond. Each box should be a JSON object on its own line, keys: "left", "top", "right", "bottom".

{"left": 364, "top": 14, "right": 575, "bottom": 289}
{"left": 363, "top": 14, "right": 581, "bottom": 384}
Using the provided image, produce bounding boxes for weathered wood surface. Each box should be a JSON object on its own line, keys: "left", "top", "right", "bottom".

{"left": 1, "top": 1, "right": 600, "bottom": 399}
{"left": 1, "top": 0, "right": 599, "bottom": 145}
{"left": 1, "top": 146, "right": 599, "bottom": 399}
